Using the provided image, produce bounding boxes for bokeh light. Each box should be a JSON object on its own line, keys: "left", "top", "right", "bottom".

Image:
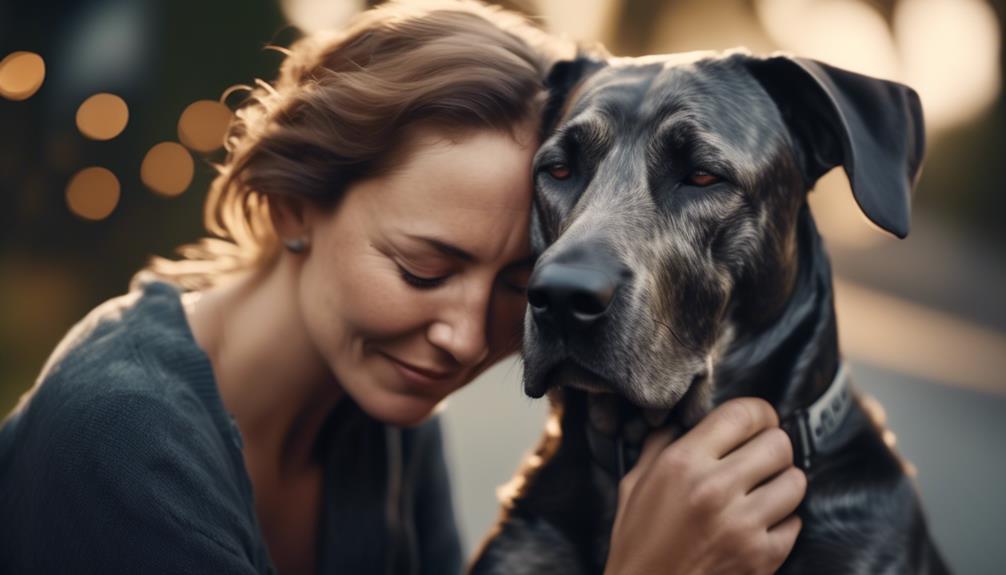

{"left": 539, "top": 0, "right": 619, "bottom": 44}
{"left": 177, "top": 100, "right": 233, "bottom": 153}
{"left": 651, "top": 1, "right": 775, "bottom": 54}
{"left": 140, "top": 141, "right": 194, "bottom": 197}
{"left": 756, "top": 0, "right": 1002, "bottom": 135}
{"left": 76, "top": 93, "right": 129, "bottom": 141}
{"left": 756, "top": 0, "right": 900, "bottom": 81}
{"left": 65, "top": 166, "right": 121, "bottom": 221}
{"left": 0, "top": 51, "right": 46, "bottom": 101}
{"left": 895, "top": 0, "right": 1001, "bottom": 132}
{"left": 281, "top": 0, "right": 364, "bottom": 34}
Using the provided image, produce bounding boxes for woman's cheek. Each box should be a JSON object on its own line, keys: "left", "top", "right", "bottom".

{"left": 340, "top": 271, "right": 428, "bottom": 337}
{"left": 488, "top": 294, "right": 526, "bottom": 354}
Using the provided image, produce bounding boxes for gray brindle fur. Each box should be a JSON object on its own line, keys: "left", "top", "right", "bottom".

{"left": 470, "top": 50, "right": 949, "bottom": 574}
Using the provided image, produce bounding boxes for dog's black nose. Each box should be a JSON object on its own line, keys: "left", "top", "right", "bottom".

{"left": 527, "top": 243, "right": 627, "bottom": 330}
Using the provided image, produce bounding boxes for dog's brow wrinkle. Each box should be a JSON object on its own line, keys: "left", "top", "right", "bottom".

{"left": 575, "top": 70, "right": 657, "bottom": 122}
{"left": 633, "top": 62, "right": 796, "bottom": 192}
{"left": 563, "top": 113, "right": 614, "bottom": 160}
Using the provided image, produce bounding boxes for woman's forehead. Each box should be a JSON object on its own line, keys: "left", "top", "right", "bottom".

{"left": 338, "top": 127, "right": 535, "bottom": 261}
{"left": 373, "top": 127, "right": 536, "bottom": 212}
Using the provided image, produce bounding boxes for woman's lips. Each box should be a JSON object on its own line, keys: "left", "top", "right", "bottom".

{"left": 381, "top": 353, "right": 457, "bottom": 386}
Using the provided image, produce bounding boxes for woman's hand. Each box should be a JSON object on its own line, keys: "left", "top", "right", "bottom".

{"left": 605, "top": 397, "right": 806, "bottom": 575}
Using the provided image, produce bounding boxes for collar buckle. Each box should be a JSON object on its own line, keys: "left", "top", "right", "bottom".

{"left": 783, "top": 362, "right": 853, "bottom": 471}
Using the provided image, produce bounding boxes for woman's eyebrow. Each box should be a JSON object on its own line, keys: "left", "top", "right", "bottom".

{"left": 405, "top": 234, "right": 476, "bottom": 262}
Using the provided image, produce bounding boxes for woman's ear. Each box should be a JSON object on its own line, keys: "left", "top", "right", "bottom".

{"left": 268, "top": 194, "right": 312, "bottom": 253}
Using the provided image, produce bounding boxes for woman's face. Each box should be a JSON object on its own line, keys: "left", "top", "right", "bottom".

{"left": 296, "top": 125, "right": 536, "bottom": 426}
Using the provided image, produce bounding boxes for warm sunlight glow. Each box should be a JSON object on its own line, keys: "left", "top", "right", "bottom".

{"left": 757, "top": 0, "right": 1002, "bottom": 135}
{"left": 836, "top": 278, "right": 1006, "bottom": 396}
{"left": 281, "top": 0, "right": 365, "bottom": 33}
{"left": 756, "top": 0, "right": 899, "bottom": 81}
{"left": 538, "top": 0, "right": 620, "bottom": 44}
{"left": 895, "top": 0, "right": 1001, "bottom": 132}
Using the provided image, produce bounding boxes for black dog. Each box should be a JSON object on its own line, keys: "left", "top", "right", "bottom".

{"left": 471, "top": 50, "right": 949, "bottom": 574}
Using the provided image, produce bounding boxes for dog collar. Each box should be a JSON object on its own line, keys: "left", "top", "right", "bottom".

{"left": 781, "top": 362, "right": 854, "bottom": 471}
{"left": 586, "top": 363, "right": 855, "bottom": 478}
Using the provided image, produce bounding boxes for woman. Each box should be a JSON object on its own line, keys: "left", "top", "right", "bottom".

{"left": 0, "top": 2, "right": 805, "bottom": 574}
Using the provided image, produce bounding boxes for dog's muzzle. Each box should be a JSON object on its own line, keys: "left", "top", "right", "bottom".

{"left": 527, "top": 239, "right": 629, "bottom": 336}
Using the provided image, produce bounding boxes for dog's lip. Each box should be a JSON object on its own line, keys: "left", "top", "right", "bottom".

{"left": 547, "top": 360, "right": 614, "bottom": 393}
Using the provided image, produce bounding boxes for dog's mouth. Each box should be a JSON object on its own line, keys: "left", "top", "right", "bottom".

{"left": 545, "top": 361, "right": 615, "bottom": 395}
{"left": 530, "top": 357, "right": 710, "bottom": 419}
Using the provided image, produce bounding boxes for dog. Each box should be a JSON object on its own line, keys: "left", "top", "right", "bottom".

{"left": 470, "top": 50, "right": 949, "bottom": 574}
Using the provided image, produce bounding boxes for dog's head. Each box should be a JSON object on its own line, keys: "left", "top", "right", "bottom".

{"left": 522, "top": 51, "right": 924, "bottom": 419}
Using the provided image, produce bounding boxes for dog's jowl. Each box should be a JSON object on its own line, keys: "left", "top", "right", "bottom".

{"left": 471, "top": 51, "right": 948, "bottom": 574}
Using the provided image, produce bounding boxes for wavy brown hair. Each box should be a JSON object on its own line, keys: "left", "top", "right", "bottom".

{"left": 144, "top": 0, "right": 565, "bottom": 289}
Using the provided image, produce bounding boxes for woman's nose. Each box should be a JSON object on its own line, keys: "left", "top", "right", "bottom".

{"left": 428, "top": 319, "right": 489, "bottom": 366}
{"left": 427, "top": 292, "right": 490, "bottom": 367}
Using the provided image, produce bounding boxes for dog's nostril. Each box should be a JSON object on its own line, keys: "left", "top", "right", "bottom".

{"left": 527, "top": 255, "right": 627, "bottom": 328}
{"left": 570, "top": 291, "right": 609, "bottom": 317}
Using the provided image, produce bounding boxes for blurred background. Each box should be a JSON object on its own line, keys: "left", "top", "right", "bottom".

{"left": 1, "top": 0, "right": 1003, "bottom": 572}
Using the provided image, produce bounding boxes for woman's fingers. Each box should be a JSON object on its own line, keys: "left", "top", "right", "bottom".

{"left": 621, "top": 426, "right": 675, "bottom": 495}
{"left": 607, "top": 396, "right": 806, "bottom": 575}
{"left": 719, "top": 427, "right": 795, "bottom": 495}
{"left": 764, "top": 514, "right": 803, "bottom": 571}
{"left": 635, "top": 426, "right": 676, "bottom": 470}
{"left": 744, "top": 465, "right": 808, "bottom": 529}
{"left": 675, "top": 397, "right": 780, "bottom": 460}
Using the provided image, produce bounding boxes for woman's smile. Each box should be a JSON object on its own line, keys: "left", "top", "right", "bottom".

{"left": 379, "top": 350, "right": 459, "bottom": 387}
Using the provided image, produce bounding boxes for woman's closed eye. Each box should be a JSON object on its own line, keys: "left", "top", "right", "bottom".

{"left": 397, "top": 264, "right": 450, "bottom": 289}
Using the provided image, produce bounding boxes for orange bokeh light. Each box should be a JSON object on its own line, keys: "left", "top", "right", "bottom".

{"left": 76, "top": 93, "right": 130, "bottom": 141}
{"left": 0, "top": 51, "right": 46, "bottom": 101}
{"left": 141, "top": 142, "right": 194, "bottom": 197}
{"left": 66, "top": 167, "right": 121, "bottom": 221}
{"left": 177, "top": 100, "right": 233, "bottom": 153}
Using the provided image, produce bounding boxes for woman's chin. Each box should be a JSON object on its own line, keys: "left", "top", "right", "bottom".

{"left": 355, "top": 389, "right": 444, "bottom": 427}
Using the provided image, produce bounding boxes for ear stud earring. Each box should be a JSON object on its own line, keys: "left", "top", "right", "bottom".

{"left": 283, "top": 237, "right": 309, "bottom": 253}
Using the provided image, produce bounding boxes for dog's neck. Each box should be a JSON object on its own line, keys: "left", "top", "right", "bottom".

{"left": 715, "top": 206, "right": 840, "bottom": 421}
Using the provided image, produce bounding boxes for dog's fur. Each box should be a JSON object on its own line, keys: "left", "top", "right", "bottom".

{"left": 470, "top": 50, "right": 949, "bottom": 574}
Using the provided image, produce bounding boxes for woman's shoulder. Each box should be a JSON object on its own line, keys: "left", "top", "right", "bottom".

{"left": 3, "top": 305, "right": 225, "bottom": 471}
{"left": 2, "top": 280, "right": 231, "bottom": 472}
{"left": 0, "top": 283, "right": 265, "bottom": 571}
{"left": 36, "top": 279, "right": 203, "bottom": 386}
{"left": 13, "top": 279, "right": 217, "bottom": 417}
{"left": 0, "top": 367, "right": 267, "bottom": 573}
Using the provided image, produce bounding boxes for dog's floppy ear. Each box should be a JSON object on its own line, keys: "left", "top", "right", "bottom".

{"left": 746, "top": 56, "right": 925, "bottom": 238}
{"left": 541, "top": 55, "right": 606, "bottom": 136}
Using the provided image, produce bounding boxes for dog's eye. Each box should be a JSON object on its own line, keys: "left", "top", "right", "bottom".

{"left": 688, "top": 171, "right": 720, "bottom": 187}
{"left": 547, "top": 163, "right": 571, "bottom": 180}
